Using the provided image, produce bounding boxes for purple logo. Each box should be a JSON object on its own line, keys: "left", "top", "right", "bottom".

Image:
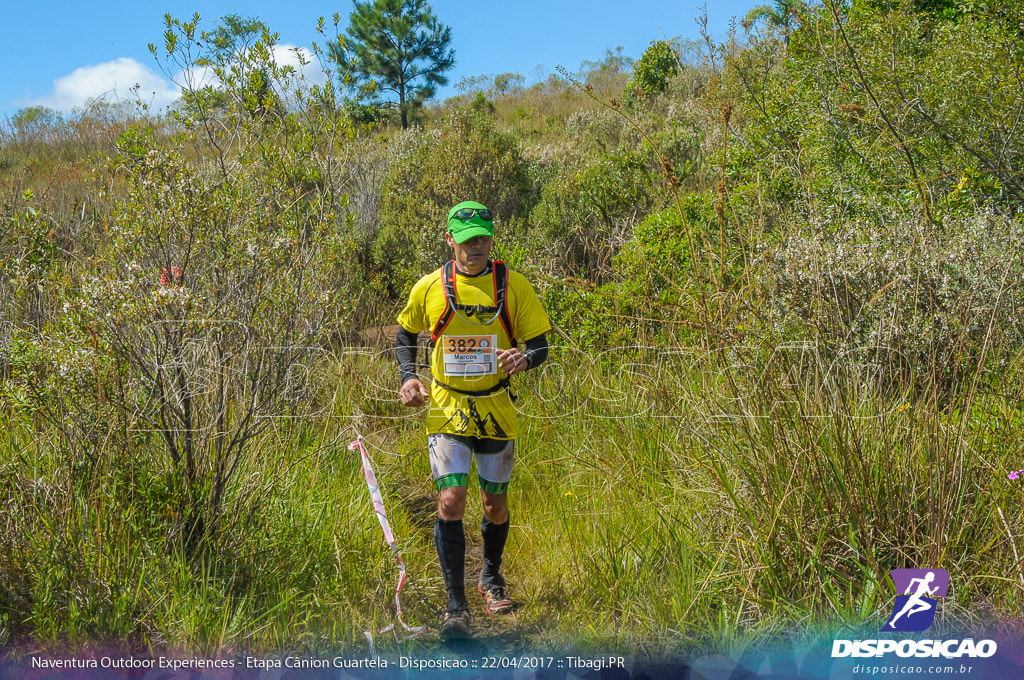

{"left": 883, "top": 569, "right": 949, "bottom": 632}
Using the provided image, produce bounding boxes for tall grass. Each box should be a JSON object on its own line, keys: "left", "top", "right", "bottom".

{"left": 3, "top": 340, "right": 1022, "bottom": 656}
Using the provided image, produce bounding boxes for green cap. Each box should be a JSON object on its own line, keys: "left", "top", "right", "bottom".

{"left": 447, "top": 200, "right": 493, "bottom": 243}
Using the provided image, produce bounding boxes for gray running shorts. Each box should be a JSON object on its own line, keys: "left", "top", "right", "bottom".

{"left": 428, "top": 434, "right": 514, "bottom": 494}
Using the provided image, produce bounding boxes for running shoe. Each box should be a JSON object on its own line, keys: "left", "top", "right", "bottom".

{"left": 477, "top": 582, "right": 514, "bottom": 614}
{"left": 440, "top": 608, "right": 472, "bottom": 638}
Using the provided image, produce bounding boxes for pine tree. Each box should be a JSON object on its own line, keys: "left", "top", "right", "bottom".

{"left": 330, "top": 0, "right": 455, "bottom": 129}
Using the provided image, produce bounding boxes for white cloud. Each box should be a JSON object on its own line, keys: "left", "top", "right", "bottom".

{"left": 33, "top": 57, "right": 180, "bottom": 112}
{"left": 272, "top": 44, "right": 329, "bottom": 86}
{"left": 31, "top": 46, "right": 326, "bottom": 114}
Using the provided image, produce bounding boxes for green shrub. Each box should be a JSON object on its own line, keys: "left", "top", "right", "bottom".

{"left": 342, "top": 98, "right": 397, "bottom": 127}
{"left": 615, "top": 196, "right": 712, "bottom": 286}
{"left": 627, "top": 40, "right": 679, "bottom": 100}
{"left": 529, "top": 147, "right": 652, "bottom": 282}
{"left": 758, "top": 209, "right": 1024, "bottom": 388}
{"left": 730, "top": 0, "right": 1024, "bottom": 223}
{"left": 375, "top": 109, "right": 533, "bottom": 295}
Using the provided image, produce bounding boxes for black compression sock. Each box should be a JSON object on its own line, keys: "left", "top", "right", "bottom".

{"left": 480, "top": 515, "right": 510, "bottom": 589}
{"left": 434, "top": 518, "right": 467, "bottom": 612}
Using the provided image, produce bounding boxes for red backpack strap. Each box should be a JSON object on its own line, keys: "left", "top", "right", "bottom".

{"left": 491, "top": 260, "right": 515, "bottom": 344}
{"left": 430, "top": 260, "right": 459, "bottom": 342}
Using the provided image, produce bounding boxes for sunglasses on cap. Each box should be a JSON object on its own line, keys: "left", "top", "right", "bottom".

{"left": 451, "top": 207, "right": 492, "bottom": 221}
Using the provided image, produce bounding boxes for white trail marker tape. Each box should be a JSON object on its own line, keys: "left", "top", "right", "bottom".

{"left": 348, "top": 435, "right": 427, "bottom": 649}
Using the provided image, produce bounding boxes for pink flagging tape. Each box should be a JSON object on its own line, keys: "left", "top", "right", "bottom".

{"left": 348, "top": 436, "right": 427, "bottom": 640}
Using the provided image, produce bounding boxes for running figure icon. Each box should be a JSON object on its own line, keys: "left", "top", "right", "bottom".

{"left": 883, "top": 568, "right": 949, "bottom": 632}
{"left": 886, "top": 572, "right": 938, "bottom": 629}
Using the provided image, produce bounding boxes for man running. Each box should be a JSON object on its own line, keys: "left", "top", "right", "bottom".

{"left": 395, "top": 200, "right": 551, "bottom": 638}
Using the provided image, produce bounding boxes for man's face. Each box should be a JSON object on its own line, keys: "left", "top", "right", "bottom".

{"left": 446, "top": 233, "right": 493, "bottom": 275}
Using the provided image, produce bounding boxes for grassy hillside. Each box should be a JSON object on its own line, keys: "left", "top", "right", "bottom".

{"left": 2, "top": 0, "right": 1024, "bottom": 656}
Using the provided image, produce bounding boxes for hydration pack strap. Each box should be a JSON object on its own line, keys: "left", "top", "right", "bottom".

{"left": 430, "top": 260, "right": 515, "bottom": 344}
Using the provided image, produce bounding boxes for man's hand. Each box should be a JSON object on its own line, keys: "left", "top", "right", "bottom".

{"left": 399, "top": 378, "right": 429, "bottom": 407}
{"left": 497, "top": 348, "right": 528, "bottom": 376}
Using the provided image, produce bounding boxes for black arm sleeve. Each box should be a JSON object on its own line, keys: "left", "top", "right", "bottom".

{"left": 523, "top": 333, "right": 549, "bottom": 370}
{"left": 395, "top": 327, "right": 420, "bottom": 386}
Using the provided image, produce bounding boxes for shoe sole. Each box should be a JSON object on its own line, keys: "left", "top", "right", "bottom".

{"left": 477, "top": 583, "right": 514, "bottom": 614}
{"left": 440, "top": 622, "right": 471, "bottom": 639}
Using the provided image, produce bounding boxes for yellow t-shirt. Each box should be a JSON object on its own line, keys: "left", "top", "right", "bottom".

{"left": 397, "top": 262, "right": 551, "bottom": 439}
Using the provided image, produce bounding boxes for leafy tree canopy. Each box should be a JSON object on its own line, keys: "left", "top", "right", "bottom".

{"left": 199, "top": 14, "right": 271, "bottom": 67}
{"left": 329, "top": 0, "right": 455, "bottom": 128}
{"left": 627, "top": 41, "right": 679, "bottom": 99}
{"left": 742, "top": 0, "right": 807, "bottom": 43}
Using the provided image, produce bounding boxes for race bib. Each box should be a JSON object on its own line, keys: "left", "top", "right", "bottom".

{"left": 442, "top": 335, "right": 497, "bottom": 376}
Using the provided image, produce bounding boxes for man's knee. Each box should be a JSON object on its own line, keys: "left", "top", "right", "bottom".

{"left": 438, "top": 486, "right": 467, "bottom": 520}
{"left": 480, "top": 490, "right": 509, "bottom": 523}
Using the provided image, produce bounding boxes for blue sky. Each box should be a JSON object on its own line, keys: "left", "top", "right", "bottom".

{"left": 2, "top": 1, "right": 757, "bottom": 119}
